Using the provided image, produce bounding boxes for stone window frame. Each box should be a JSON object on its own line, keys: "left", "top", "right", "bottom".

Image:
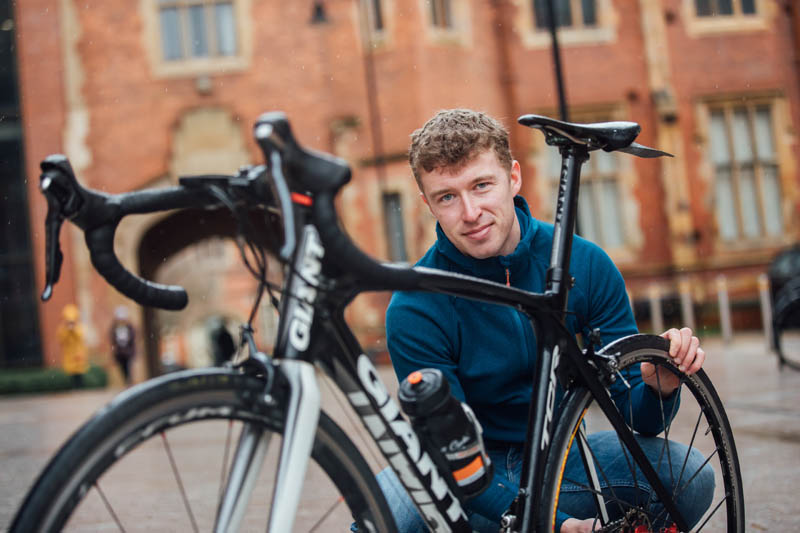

{"left": 358, "top": 0, "right": 395, "bottom": 50}
{"left": 529, "top": 105, "right": 641, "bottom": 263}
{"left": 140, "top": 0, "right": 253, "bottom": 78}
{"left": 681, "top": 0, "right": 774, "bottom": 37}
{"left": 515, "top": 0, "right": 617, "bottom": 49}
{"left": 696, "top": 93, "right": 795, "bottom": 252}
{"left": 421, "top": 0, "right": 472, "bottom": 47}
{"left": 430, "top": 0, "right": 453, "bottom": 29}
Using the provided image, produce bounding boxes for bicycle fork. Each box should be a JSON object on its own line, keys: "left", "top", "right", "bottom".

{"left": 214, "top": 360, "right": 321, "bottom": 532}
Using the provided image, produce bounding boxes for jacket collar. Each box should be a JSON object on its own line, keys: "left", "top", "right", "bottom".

{"left": 434, "top": 196, "right": 538, "bottom": 281}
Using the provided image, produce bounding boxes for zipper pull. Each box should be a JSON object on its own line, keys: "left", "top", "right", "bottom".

{"left": 505, "top": 268, "right": 510, "bottom": 287}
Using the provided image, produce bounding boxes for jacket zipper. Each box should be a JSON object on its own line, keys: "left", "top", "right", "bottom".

{"left": 505, "top": 268, "right": 510, "bottom": 287}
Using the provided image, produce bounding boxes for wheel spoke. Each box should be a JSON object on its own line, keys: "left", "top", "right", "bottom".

{"left": 651, "top": 446, "right": 720, "bottom": 526}
{"left": 654, "top": 369, "right": 676, "bottom": 493}
{"left": 576, "top": 426, "right": 610, "bottom": 524}
{"left": 677, "top": 447, "right": 718, "bottom": 497}
{"left": 614, "top": 425, "right": 641, "bottom": 508}
{"left": 94, "top": 482, "right": 126, "bottom": 532}
{"left": 693, "top": 493, "right": 729, "bottom": 531}
{"left": 622, "top": 380, "right": 642, "bottom": 508}
{"left": 576, "top": 429, "right": 629, "bottom": 520}
{"left": 161, "top": 432, "right": 199, "bottom": 533}
{"left": 673, "top": 410, "right": 704, "bottom": 501}
{"left": 216, "top": 419, "right": 235, "bottom": 521}
{"left": 561, "top": 476, "right": 642, "bottom": 514}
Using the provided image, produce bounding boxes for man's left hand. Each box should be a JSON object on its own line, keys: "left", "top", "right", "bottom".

{"left": 641, "top": 327, "right": 705, "bottom": 397}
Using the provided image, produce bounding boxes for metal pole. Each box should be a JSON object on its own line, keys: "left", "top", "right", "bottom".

{"left": 358, "top": 0, "right": 387, "bottom": 189}
{"left": 648, "top": 283, "right": 664, "bottom": 334}
{"left": 544, "top": 0, "right": 569, "bottom": 121}
{"left": 717, "top": 275, "right": 733, "bottom": 344}
{"left": 679, "top": 276, "right": 696, "bottom": 331}
{"left": 758, "top": 273, "right": 774, "bottom": 352}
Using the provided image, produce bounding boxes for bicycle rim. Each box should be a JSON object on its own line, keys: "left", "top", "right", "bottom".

{"left": 538, "top": 335, "right": 744, "bottom": 532}
{"left": 11, "top": 368, "right": 395, "bottom": 532}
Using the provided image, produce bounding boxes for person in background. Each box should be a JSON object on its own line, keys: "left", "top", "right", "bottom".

{"left": 210, "top": 316, "right": 236, "bottom": 367}
{"left": 57, "top": 303, "right": 89, "bottom": 389}
{"left": 110, "top": 305, "right": 136, "bottom": 385}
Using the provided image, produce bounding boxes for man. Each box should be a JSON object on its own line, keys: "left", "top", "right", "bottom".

{"left": 110, "top": 305, "right": 136, "bottom": 385}
{"left": 58, "top": 303, "right": 89, "bottom": 389}
{"left": 380, "top": 109, "right": 711, "bottom": 532}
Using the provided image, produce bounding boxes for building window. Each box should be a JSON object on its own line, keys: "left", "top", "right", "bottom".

{"left": 532, "top": 0, "right": 597, "bottom": 30}
{"left": 430, "top": 0, "right": 453, "bottom": 29}
{"left": 545, "top": 139, "right": 625, "bottom": 249}
{"left": 424, "top": 0, "right": 469, "bottom": 44}
{"left": 709, "top": 103, "right": 782, "bottom": 242}
{"left": 578, "top": 150, "right": 625, "bottom": 249}
{"left": 576, "top": 150, "right": 625, "bottom": 248}
{"left": 365, "top": 0, "right": 385, "bottom": 32}
{"left": 360, "top": 0, "right": 389, "bottom": 46}
{"left": 158, "top": 0, "right": 238, "bottom": 61}
{"left": 383, "top": 193, "right": 408, "bottom": 262}
{"left": 695, "top": 0, "right": 755, "bottom": 17}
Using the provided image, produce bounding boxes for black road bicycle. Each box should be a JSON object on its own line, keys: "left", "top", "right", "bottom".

{"left": 12, "top": 113, "right": 744, "bottom": 532}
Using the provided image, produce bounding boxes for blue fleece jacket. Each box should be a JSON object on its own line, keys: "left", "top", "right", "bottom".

{"left": 386, "top": 196, "right": 676, "bottom": 443}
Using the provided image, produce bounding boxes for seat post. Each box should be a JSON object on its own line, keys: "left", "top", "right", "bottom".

{"left": 545, "top": 143, "right": 589, "bottom": 317}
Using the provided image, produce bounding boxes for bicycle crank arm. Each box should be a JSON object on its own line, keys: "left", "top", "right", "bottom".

{"left": 267, "top": 360, "right": 321, "bottom": 532}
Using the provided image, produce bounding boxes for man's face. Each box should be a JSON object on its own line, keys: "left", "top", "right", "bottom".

{"left": 420, "top": 150, "right": 522, "bottom": 259}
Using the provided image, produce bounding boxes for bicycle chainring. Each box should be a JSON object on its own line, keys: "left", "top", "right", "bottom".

{"left": 595, "top": 508, "right": 679, "bottom": 533}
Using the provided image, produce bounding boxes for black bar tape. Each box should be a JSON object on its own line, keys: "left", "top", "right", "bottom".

{"left": 118, "top": 186, "right": 215, "bottom": 215}
{"left": 313, "top": 191, "right": 420, "bottom": 291}
{"left": 86, "top": 224, "right": 188, "bottom": 310}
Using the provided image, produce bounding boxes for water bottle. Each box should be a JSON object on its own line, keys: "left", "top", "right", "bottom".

{"left": 398, "top": 368, "right": 493, "bottom": 499}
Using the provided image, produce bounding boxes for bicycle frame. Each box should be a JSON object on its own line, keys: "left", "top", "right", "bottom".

{"left": 235, "top": 143, "right": 690, "bottom": 532}
{"left": 29, "top": 113, "right": 714, "bottom": 532}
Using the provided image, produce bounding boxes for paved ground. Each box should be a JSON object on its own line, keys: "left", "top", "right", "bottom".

{"left": 1, "top": 332, "right": 798, "bottom": 531}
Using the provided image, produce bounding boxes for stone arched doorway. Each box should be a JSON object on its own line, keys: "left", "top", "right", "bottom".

{"left": 137, "top": 207, "right": 280, "bottom": 376}
{"left": 131, "top": 106, "right": 276, "bottom": 376}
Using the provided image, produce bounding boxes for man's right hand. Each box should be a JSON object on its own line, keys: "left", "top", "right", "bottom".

{"left": 561, "top": 517, "right": 599, "bottom": 533}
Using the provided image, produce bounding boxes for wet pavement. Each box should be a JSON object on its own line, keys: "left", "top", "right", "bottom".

{"left": 1, "top": 332, "right": 798, "bottom": 531}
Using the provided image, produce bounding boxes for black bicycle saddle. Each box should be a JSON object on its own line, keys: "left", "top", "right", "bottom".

{"left": 518, "top": 114, "right": 672, "bottom": 158}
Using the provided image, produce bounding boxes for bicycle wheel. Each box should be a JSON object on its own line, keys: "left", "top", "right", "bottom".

{"left": 538, "top": 334, "right": 744, "bottom": 532}
{"left": 773, "top": 278, "right": 800, "bottom": 370}
{"left": 11, "top": 368, "right": 396, "bottom": 532}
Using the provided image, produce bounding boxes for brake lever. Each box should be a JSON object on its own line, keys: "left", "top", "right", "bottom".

{"left": 254, "top": 122, "right": 296, "bottom": 262}
{"left": 39, "top": 155, "right": 85, "bottom": 301}
{"left": 40, "top": 184, "right": 63, "bottom": 301}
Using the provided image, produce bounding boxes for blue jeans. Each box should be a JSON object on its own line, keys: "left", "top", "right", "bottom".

{"left": 356, "top": 431, "right": 715, "bottom": 532}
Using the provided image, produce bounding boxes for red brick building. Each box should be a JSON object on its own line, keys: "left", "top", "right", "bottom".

{"left": 5, "top": 0, "right": 800, "bottom": 380}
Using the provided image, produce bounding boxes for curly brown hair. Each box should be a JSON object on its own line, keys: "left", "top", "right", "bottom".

{"left": 408, "top": 109, "right": 513, "bottom": 190}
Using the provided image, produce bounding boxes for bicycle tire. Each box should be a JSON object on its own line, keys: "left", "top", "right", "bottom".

{"left": 11, "top": 368, "right": 396, "bottom": 532}
{"left": 537, "top": 334, "right": 744, "bottom": 532}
